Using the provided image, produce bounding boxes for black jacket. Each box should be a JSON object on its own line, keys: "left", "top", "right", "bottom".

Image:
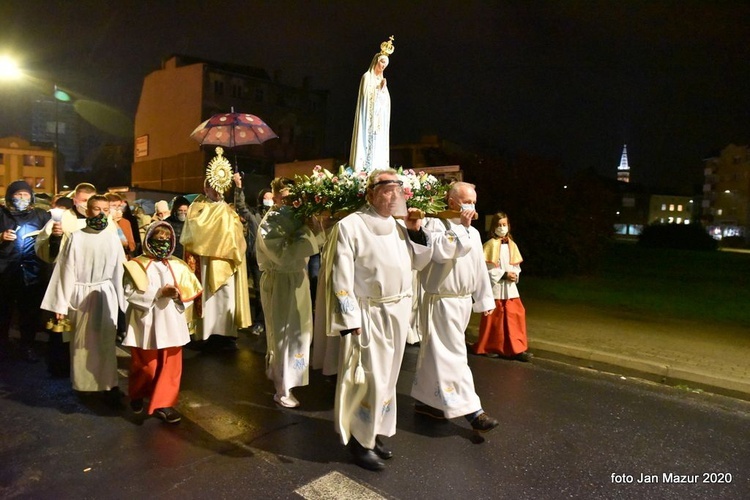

{"left": 0, "top": 206, "right": 52, "bottom": 285}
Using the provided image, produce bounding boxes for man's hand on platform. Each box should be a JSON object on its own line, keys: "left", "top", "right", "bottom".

{"left": 405, "top": 208, "right": 423, "bottom": 231}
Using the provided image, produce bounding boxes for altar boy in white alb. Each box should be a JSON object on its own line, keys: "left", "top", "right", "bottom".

{"left": 41, "top": 195, "right": 126, "bottom": 395}
{"left": 411, "top": 182, "right": 500, "bottom": 432}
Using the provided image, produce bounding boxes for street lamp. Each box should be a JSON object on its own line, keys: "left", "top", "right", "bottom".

{"left": 0, "top": 56, "right": 21, "bottom": 80}
{"left": 1, "top": 55, "right": 72, "bottom": 192}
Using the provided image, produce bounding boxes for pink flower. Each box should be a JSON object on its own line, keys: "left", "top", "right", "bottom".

{"left": 424, "top": 183, "right": 432, "bottom": 191}
{"left": 403, "top": 187, "right": 414, "bottom": 200}
{"left": 313, "top": 165, "right": 322, "bottom": 172}
{"left": 293, "top": 199, "right": 301, "bottom": 208}
{"left": 315, "top": 194, "right": 322, "bottom": 203}
{"left": 332, "top": 176, "right": 339, "bottom": 183}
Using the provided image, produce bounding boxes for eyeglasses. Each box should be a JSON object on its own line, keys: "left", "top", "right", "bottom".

{"left": 369, "top": 179, "right": 404, "bottom": 189}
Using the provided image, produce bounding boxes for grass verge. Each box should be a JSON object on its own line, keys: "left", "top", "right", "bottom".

{"left": 521, "top": 243, "right": 750, "bottom": 328}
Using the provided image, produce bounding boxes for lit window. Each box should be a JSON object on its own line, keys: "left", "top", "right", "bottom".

{"left": 668, "top": 217, "right": 674, "bottom": 223}
{"left": 684, "top": 220, "right": 690, "bottom": 225}
{"left": 661, "top": 203, "right": 666, "bottom": 211}
{"left": 676, "top": 217, "right": 682, "bottom": 224}
{"left": 669, "top": 204, "right": 674, "bottom": 211}
{"left": 677, "top": 204, "right": 683, "bottom": 211}
{"left": 717, "top": 209, "right": 723, "bottom": 215}
{"left": 23, "top": 155, "right": 41, "bottom": 167}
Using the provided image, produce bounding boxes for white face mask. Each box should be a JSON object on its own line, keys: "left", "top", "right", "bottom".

{"left": 177, "top": 213, "right": 187, "bottom": 222}
{"left": 495, "top": 226, "right": 509, "bottom": 237}
{"left": 262, "top": 199, "right": 274, "bottom": 207}
{"left": 12, "top": 198, "right": 31, "bottom": 212}
{"left": 459, "top": 203, "right": 475, "bottom": 212}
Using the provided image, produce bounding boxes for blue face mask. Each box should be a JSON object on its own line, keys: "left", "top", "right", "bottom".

{"left": 12, "top": 198, "right": 31, "bottom": 212}
{"left": 460, "top": 203, "right": 475, "bottom": 212}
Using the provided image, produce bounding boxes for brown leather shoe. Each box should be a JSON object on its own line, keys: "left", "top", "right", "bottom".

{"left": 470, "top": 413, "right": 499, "bottom": 433}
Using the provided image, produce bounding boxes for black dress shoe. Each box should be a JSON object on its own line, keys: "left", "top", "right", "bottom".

{"left": 514, "top": 351, "right": 533, "bottom": 362}
{"left": 374, "top": 437, "right": 393, "bottom": 460}
{"left": 348, "top": 438, "right": 385, "bottom": 471}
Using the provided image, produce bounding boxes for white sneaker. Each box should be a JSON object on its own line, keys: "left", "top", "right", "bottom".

{"left": 273, "top": 392, "right": 300, "bottom": 408}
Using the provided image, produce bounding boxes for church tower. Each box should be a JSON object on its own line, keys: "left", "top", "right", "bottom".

{"left": 616, "top": 144, "right": 630, "bottom": 183}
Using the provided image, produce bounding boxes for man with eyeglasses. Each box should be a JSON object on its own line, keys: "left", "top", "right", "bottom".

{"left": 329, "top": 168, "right": 431, "bottom": 471}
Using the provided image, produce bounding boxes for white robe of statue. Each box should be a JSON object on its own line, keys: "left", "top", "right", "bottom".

{"left": 349, "top": 55, "right": 391, "bottom": 172}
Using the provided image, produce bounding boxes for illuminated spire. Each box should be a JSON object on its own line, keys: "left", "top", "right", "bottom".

{"left": 617, "top": 144, "right": 630, "bottom": 183}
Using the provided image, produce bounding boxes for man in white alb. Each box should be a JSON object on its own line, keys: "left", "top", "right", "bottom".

{"left": 330, "top": 168, "right": 431, "bottom": 471}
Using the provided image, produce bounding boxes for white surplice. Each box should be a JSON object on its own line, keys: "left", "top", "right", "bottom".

{"left": 411, "top": 218, "right": 495, "bottom": 418}
{"left": 311, "top": 232, "right": 340, "bottom": 376}
{"left": 41, "top": 228, "right": 125, "bottom": 392}
{"left": 331, "top": 206, "right": 431, "bottom": 449}
{"left": 257, "top": 208, "right": 321, "bottom": 396}
{"left": 122, "top": 260, "right": 195, "bottom": 350}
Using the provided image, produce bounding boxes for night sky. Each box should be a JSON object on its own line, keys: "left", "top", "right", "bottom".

{"left": 2, "top": 1, "right": 749, "bottom": 192}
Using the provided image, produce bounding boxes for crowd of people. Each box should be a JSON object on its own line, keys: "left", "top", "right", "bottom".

{"left": 0, "top": 169, "right": 533, "bottom": 471}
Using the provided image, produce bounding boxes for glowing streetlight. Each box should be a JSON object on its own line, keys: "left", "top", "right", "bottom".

{"left": 0, "top": 56, "right": 21, "bottom": 80}
{"left": 1, "top": 55, "right": 70, "bottom": 191}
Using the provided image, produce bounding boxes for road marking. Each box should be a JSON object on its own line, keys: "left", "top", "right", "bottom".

{"left": 295, "top": 471, "right": 388, "bottom": 500}
{"left": 179, "top": 390, "right": 259, "bottom": 440}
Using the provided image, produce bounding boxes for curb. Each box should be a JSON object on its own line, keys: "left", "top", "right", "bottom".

{"left": 529, "top": 339, "right": 750, "bottom": 402}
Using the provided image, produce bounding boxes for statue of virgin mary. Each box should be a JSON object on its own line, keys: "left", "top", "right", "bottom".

{"left": 349, "top": 36, "right": 394, "bottom": 172}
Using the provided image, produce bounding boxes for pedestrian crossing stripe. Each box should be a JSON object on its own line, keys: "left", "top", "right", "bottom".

{"left": 295, "top": 471, "right": 388, "bottom": 500}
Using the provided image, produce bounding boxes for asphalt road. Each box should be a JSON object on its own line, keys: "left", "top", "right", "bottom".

{"left": 1, "top": 335, "right": 748, "bottom": 499}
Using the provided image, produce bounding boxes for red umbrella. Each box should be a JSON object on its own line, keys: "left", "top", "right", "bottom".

{"left": 190, "top": 112, "right": 278, "bottom": 147}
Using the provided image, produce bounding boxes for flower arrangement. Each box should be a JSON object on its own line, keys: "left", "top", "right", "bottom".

{"left": 286, "top": 165, "right": 368, "bottom": 219}
{"left": 286, "top": 165, "right": 450, "bottom": 219}
{"left": 395, "top": 167, "right": 449, "bottom": 215}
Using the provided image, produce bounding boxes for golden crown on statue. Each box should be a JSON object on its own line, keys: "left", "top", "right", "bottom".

{"left": 379, "top": 35, "right": 395, "bottom": 56}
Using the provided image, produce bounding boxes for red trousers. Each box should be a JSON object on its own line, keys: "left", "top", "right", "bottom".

{"left": 473, "top": 298, "right": 527, "bottom": 357}
{"left": 129, "top": 346, "right": 183, "bottom": 414}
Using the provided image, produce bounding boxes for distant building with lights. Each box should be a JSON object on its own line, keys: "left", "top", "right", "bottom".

{"left": 702, "top": 144, "right": 750, "bottom": 241}
{"left": 648, "top": 194, "right": 694, "bottom": 225}
{"left": 0, "top": 136, "right": 55, "bottom": 195}
{"left": 616, "top": 144, "right": 630, "bottom": 183}
{"left": 132, "top": 54, "right": 328, "bottom": 194}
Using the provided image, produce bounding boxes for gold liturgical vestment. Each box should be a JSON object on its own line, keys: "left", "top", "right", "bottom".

{"left": 180, "top": 196, "right": 251, "bottom": 329}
